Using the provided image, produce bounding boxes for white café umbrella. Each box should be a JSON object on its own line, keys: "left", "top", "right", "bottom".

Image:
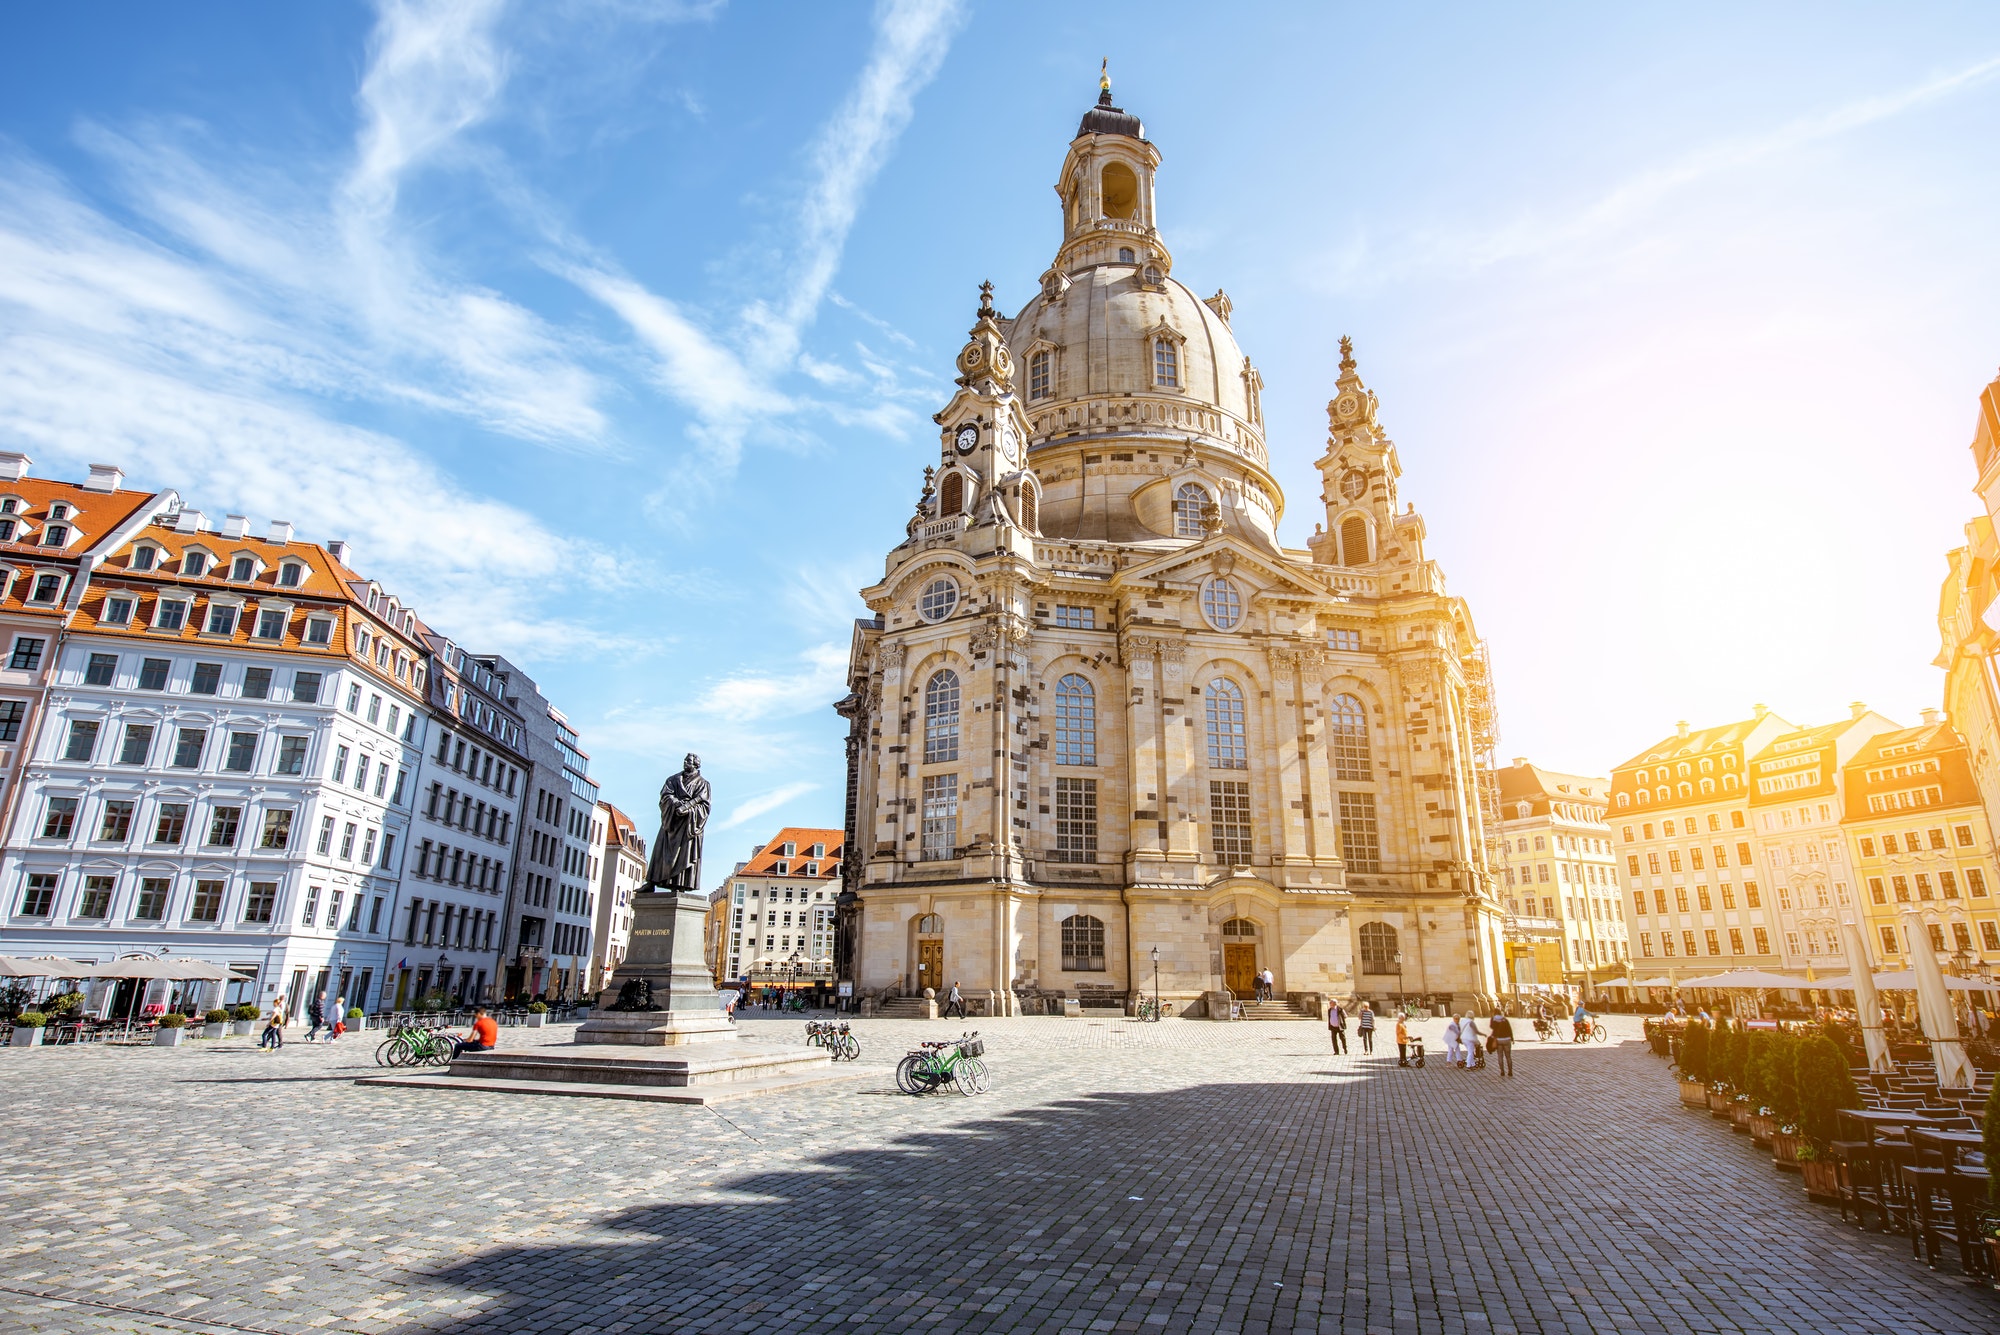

{"left": 1862, "top": 970, "right": 1987, "bottom": 992}
{"left": 0, "top": 956, "right": 93, "bottom": 978}
{"left": 1838, "top": 919, "right": 1893, "bottom": 1075}
{"left": 1901, "top": 910, "right": 1977, "bottom": 1090}
{"left": 1672, "top": 968, "right": 1808, "bottom": 990}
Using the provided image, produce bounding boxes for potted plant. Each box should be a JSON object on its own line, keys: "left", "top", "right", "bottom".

{"left": 347, "top": 1006, "right": 366, "bottom": 1032}
{"left": 10, "top": 1011, "right": 47, "bottom": 1047}
{"left": 1981, "top": 1079, "right": 2000, "bottom": 1277}
{"left": 526, "top": 1000, "right": 549, "bottom": 1028}
{"left": 1706, "top": 1018, "right": 1736, "bottom": 1117}
{"left": 201, "top": 1008, "right": 229, "bottom": 1039}
{"left": 153, "top": 1012, "right": 190, "bottom": 1047}
{"left": 1793, "top": 1034, "right": 1857, "bottom": 1201}
{"left": 229, "top": 1004, "right": 259, "bottom": 1036}
{"left": 1677, "top": 1021, "right": 1710, "bottom": 1107}
{"left": 1743, "top": 1032, "right": 1776, "bottom": 1144}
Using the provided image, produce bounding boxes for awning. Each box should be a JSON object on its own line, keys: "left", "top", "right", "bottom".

{"left": 0, "top": 956, "right": 93, "bottom": 978}
{"left": 1672, "top": 968, "right": 1812, "bottom": 990}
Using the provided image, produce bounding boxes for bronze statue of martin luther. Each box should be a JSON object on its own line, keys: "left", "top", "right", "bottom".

{"left": 645, "top": 752, "right": 710, "bottom": 894}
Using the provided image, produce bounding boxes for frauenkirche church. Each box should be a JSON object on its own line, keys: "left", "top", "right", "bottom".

{"left": 836, "top": 79, "right": 1509, "bottom": 1017}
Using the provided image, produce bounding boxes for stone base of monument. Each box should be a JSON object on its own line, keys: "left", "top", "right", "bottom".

{"left": 571, "top": 1009, "right": 738, "bottom": 1045}
{"left": 356, "top": 1033, "right": 861, "bottom": 1105}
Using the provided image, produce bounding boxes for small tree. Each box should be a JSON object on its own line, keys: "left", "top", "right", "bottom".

{"left": 1983, "top": 1076, "right": 1999, "bottom": 1206}
{"left": 1709, "top": 1017, "right": 1734, "bottom": 1087}
{"left": 1794, "top": 1034, "right": 1859, "bottom": 1150}
{"left": 1680, "top": 1020, "right": 1710, "bottom": 1083}
{"left": 1744, "top": 1031, "right": 1773, "bottom": 1107}
{"left": 1768, "top": 1031, "right": 1801, "bottom": 1127}
{"left": 1727, "top": 1025, "right": 1751, "bottom": 1093}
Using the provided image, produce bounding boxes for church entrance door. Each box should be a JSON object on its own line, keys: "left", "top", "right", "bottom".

{"left": 916, "top": 940, "right": 944, "bottom": 994}
{"left": 1224, "top": 943, "right": 1258, "bottom": 999}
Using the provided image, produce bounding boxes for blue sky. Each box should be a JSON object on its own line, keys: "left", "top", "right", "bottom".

{"left": 3, "top": 3, "right": 2000, "bottom": 852}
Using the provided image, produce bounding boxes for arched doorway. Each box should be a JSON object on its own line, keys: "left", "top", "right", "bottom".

{"left": 913, "top": 913, "right": 944, "bottom": 994}
{"left": 1359, "top": 921, "right": 1400, "bottom": 982}
{"left": 1221, "top": 918, "right": 1259, "bottom": 998}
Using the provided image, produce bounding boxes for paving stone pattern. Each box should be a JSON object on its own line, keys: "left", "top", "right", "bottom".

{"left": 0, "top": 1014, "right": 1993, "bottom": 1334}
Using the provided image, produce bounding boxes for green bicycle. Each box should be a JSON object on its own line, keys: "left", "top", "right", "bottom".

{"left": 1135, "top": 997, "right": 1168, "bottom": 1022}
{"left": 896, "top": 1032, "right": 987, "bottom": 1095}
{"left": 374, "top": 1021, "right": 458, "bottom": 1068}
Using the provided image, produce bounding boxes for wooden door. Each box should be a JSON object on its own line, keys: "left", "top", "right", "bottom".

{"left": 1224, "top": 943, "right": 1258, "bottom": 998}
{"left": 916, "top": 940, "right": 944, "bottom": 993}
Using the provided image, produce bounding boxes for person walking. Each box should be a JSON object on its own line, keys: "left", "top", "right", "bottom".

{"left": 1490, "top": 1009, "right": 1516, "bottom": 1077}
{"left": 1462, "top": 1012, "right": 1485, "bottom": 1070}
{"left": 1357, "top": 1002, "right": 1376, "bottom": 1054}
{"left": 1327, "top": 999, "right": 1348, "bottom": 1054}
{"left": 304, "top": 991, "right": 327, "bottom": 1042}
{"left": 943, "top": 981, "right": 967, "bottom": 1020}
{"left": 1442, "top": 1013, "right": 1463, "bottom": 1068}
{"left": 328, "top": 994, "right": 348, "bottom": 1042}
{"left": 260, "top": 1001, "right": 285, "bottom": 1051}
{"left": 1394, "top": 1011, "right": 1410, "bottom": 1066}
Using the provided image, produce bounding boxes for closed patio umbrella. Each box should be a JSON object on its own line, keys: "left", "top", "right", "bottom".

{"left": 1901, "top": 910, "right": 1977, "bottom": 1090}
{"left": 1671, "top": 968, "right": 1807, "bottom": 990}
{"left": 1859, "top": 969, "right": 1986, "bottom": 991}
{"left": 1838, "top": 919, "right": 1892, "bottom": 1075}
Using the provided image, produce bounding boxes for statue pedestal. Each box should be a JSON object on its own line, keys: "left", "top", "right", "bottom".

{"left": 576, "top": 889, "right": 734, "bottom": 1047}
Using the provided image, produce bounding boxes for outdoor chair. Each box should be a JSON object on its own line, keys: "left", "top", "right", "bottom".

{"left": 1870, "top": 1140, "right": 1920, "bottom": 1239}
{"left": 1903, "top": 1162, "right": 1959, "bottom": 1268}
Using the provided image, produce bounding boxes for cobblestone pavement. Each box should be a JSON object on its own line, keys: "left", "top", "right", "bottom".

{"left": 0, "top": 1012, "right": 1993, "bottom": 1335}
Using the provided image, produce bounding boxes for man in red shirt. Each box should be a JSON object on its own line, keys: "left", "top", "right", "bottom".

{"left": 455, "top": 1009, "right": 500, "bottom": 1054}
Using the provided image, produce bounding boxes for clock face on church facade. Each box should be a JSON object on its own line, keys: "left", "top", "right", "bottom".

{"left": 954, "top": 424, "right": 979, "bottom": 455}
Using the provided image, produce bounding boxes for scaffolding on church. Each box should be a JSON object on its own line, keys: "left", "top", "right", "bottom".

{"left": 1464, "top": 638, "right": 1509, "bottom": 902}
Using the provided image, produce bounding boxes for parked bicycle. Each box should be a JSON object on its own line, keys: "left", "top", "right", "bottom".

{"left": 805, "top": 1019, "right": 861, "bottom": 1062}
{"left": 373, "top": 1019, "right": 458, "bottom": 1067}
{"left": 895, "top": 1031, "right": 986, "bottom": 1095}
{"left": 1135, "top": 997, "right": 1168, "bottom": 1022}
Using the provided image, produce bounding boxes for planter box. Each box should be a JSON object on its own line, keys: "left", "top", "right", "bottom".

{"left": 202, "top": 1023, "right": 226, "bottom": 1039}
{"left": 1729, "top": 1103, "right": 1753, "bottom": 1133}
{"left": 525, "top": 1012, "right": 548, "bottom": 1028}
{"left": 152, "top": 1028, "right": 186, "bottom": 1047}
{"left": 1678, "top": 1080, "right": 1709, "bottom": 1109}
{"left": 1707, "top": 1089, "right": 1733, "bottom": 1119}
{"left": 1750, "top": 1114, "right": 1776, "bottom": 1146}
{"left": 1772, "top": 1131, "right": 1802, "bottom": 1172}
{"left": 9, "top": 1026, "right": 44, "bottom": 1048}
{"left": 1800, "top": 1158, "right": 1840, "bottom": 1202}
{"left": 230, "top": 1020, "right": 254, "bottom": 1036}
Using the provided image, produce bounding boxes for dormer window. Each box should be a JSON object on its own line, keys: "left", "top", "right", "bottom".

{"left": 305, "top": 617, "right": 333, "bottom": 646}
{"left": 102, "top": 595, "right": 134, "bottom": 625}
{"left": 1153, "top": 337, "right": 1179, "bottom": 388}
{"left": 206, "top": 603, "right": 238, "bottom": 636}
{"left": 183, "top": 552, "right": 208, "bottom": 577}
{"left": 49, "top": 504, "right": 68, "bottom": 521}
{"left": 0, "top": 520, "right": 14, "bottom": 542}
{"left": 131, "top": 545, "right": 157, "bottom": 571}
{"left": 1118, "top": 247, "right": 1136, "bottom": 263}
{"left": 355, "top": 627, "right": 372, "bottom": 657}
{"left": 1173, "top": 483, "right": 1210, "bottom": 539}
{"left": 30, "top": 573, "right": 62, "bottom": 604}
{"left": 278, "top": 561, "right": 303, "bottom": 588}
{"left": 1029, "top": 349, "right": 1052, "bottom": 400}
{"left": 41, "top": 526, "right": 67, "bottom": 547}
{"left": 0, "top": 499, "right": 14, "bottom": 515}
{"left": 231, "top": 556, "right": 255, "bottom": 581}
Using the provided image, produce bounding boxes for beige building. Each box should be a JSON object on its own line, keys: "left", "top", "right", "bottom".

{"left": 1493, "top": 760, "right": 1623, "bottom": 997}
{"left": 588, "top": 801, "right": 644, "bottom": 992}
{"left": 1938, "top": 370, "right": 2000, "bottom": 848}
{"left": 709, "top": 828, "right": 842, "bottom": 987}
{"left": 836, "top": 82, "right": 1506, "bottom": 1018}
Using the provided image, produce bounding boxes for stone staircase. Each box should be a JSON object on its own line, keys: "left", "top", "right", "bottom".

{"left": 1233, "top": 998, "right": 1315, "bottom": 1021}
{"left": 875, "top": 996, "right": 935, "bottom": 1020}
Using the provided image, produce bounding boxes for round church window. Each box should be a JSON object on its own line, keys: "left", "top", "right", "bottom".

{"left": 919, "top": 577, "right": 959, "bottom": 623}
{"left": 1201, "top": 577, "right": 1243, "bottom": 631}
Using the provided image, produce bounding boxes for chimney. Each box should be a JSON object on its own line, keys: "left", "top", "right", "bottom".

{"left": 1920, "top": 707, "right": 1940, "bottom": 727}
{"left": 173, "top": 509, "right": 207, "bottom": 534}
{"left": 1511, "top": 756, "right": 1528, "bottom": 769}
{"left": 82, "top": 464, "right": 124, "bottom": 492}
{"left": 1753, "top": 703, "right": 1769, "bottom": 720}
{"left": 1676, "top": 720, "right": 1690, "bottom": 739}
{"left": 326, "top": 540, "right": 351, "bottom": 566}
{"left": 0, "top": 452, "right": 29, "bottom": 482}
{"left": 222, "top": 513, "right": 249, "bottom": 540}
{"left": 266, "top": 519, "right": 294, "bottom": 544}
{"left": 1849, "top": 701, "right": 1866, "bottom": 720}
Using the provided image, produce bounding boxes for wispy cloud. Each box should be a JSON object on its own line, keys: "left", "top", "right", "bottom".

{"left": 718, "top": 781, "right": 820, "bottom": 832}
{"left": 1327, "top": 52, "right": 2000, "bottom": 289}
{"left": 592, "top": 642, "right": 850, "bottom": 772}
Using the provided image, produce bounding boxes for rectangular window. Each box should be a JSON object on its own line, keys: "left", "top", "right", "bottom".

{"left": 1954, "top": 824, "right": 1974, "bottom": 848}
{"left": 1729, "top": 928, "right": 1745, "bottom": 954}
{"left": 1154, "top": 338, "right": 1178, "bottom": 387}
{"left": 62, "top": 719, "right": 99, "bottom": 762}
{"left": 19, "top": 873, "right": 57, "bottom": 916}
{"left": 339, "top": 822, "right": 356, "bottom": 859}
{"left": 190, "top": 662, "right": 222, "bottom": 694}
{"left": 1681, "top": 929, "right": 1699, "bottom": 956}
{"left": 155, "top": 600, "right": 187, "bottom": 630}
{"left": 1052, "top": 605, "right": 1095, "bottom": 629}
{"left": 41, "top": 796, "right": 77, "bottom": 839}
{"left": 242, "top": 666, "right": 273, "bottom": 699}
{"left": 327, "top": 890, "right": 345, "bottom": 932}
{"left": 1696, "top": 886, "right": 1712, "bottom": 911}
{"left": 276, "top": 736, "right": 307, "bottom": 775}
{"left": 1327, "top": 627, "right": 1362, "bottom": 652}
{"left": 77, "top": 875, "right": 113, "bottom": 919}
{"left": 1969, "top": 868, "right": 1989, "bottom": 897}
{"left": 1744, "top": 881, "right": 1760, "bottom": 908}
{"left": 205, "top": 806, "right": 241, "bottom": 848}
{"left": 134, "top": 877, "right": 169, "bottom": 920}
{"left": 301, "top": 885, "right": 320, "bottom": 927}
{"left": 138, "top": 657, "right": 170, "bottom": 691}
{"left": 362, "top": 828, "right": 378, "bottom": 863}
{"left": 83, "top": 652, "right": 117, "bottom": 686}
{"left": 1704, "top": 929, "right": 1720, "bottom": 955}
{"left": 188, "top": 880, "right": 223, "bottom": 923}
{"left": 243, "top": 882, "right": 277, "bottom": 924}
{"left": 9, "top": 637, "right": 45, "bottom": 671}
{"left": 367, "top": 694, "right": 382, "bottom": 724}
{"left": 305, "top": 618, "right": 332, "bottom": 646}
{"left": 292, "top": 670, "right": 322, "bottom": 703}
{"left": 260, "top": 809, "right": 293, "bottom": 850}
{"left": 920, "top": 774, "right": 958, "bottom": 860}
{"left": 331, "top": 744, "right": 349, "bottom": 782}
{"left": 353, "top": 754, "right": 370, "bottom": 791}
{"left": 1625, "top": 854, "right": 1640, "bottom": 876}
{"left": 345, "top": 683, "right": 361, "bottom": 713}
{"left": 171, "top": 727, "right": 206, "bottom": 768}
{"left": 1338, "top": 790, "right": 1380, "bottom": 872}
{"left": 1892, "top": 875, "right": 1910, "bottom": 902}
{"left": 205, "top": 605, "right": 237, "bottom": 636}
{"left": 1210, "top": 780, "right": 1253, "bottom": 863}
{"left": 102, "top": 596, "right": 134, "bottom": 625}
{"left": 98, "top": 799, "right": 134, "bottom": 842}
{"left": 1631, "top": 890, "right": 1646, "bottom": 915}
{"left": 1052, "top": 777, "right": 1098, "bottom": 863}
{"left": 224, "top": 732, "right": 257, "bottom": 772}
{"left": 1752, "top": 927, "right": 1769, "bottom": 954}
{"left": 1673, "top": 887, "right": 1688, "bottom": 912}
{"left": 153, "top": 803, "right": 188, "bottom": 844}
{"left": 255, "top": 610, "right": 286, "bottom": 639}
{"left": 0, "top": 699, "right": 21, "bottom": 743}
{"left": 1667, "top": 850, "right": 1681, "bottom": 872}
{"left": 316, "top": 815, "right": 334, "bottom": 854}
{"left": 1880, "top": 924, "right": 1899, "bottom": 954}
{"left": 1982, "top": 920, "right": 2000, "bottom": 951}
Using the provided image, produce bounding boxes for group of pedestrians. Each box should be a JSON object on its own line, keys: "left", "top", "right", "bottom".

{"left": 1323, "top": 1000, "right": 1520, "bottom": 1077}
{"left": 256, "top": 990, "right": 351, "bottom": 1051}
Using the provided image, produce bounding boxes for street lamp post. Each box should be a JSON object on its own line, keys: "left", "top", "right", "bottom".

{"left": 1150, "top": 945, "right": 1161, "bottom": 1019}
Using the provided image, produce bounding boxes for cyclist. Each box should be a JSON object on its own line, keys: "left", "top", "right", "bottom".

{"left": 1572, "top": 1001, "right": 1593, "bottom": 1043}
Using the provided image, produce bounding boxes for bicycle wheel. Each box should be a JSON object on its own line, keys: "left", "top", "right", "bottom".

{"left": 895, "top": 1053, "right": 926, "bottom": 1094}
{"left": 954, "top": 1058, "right": 987, "bottom": 1095}
{"left": 840, "top": 1034, "right": 861, "bottom": 1062}
{"left": 1593, "top": 1025, "right": 1608, "bottom": 1043}
{"left": 374, "top": 1038, "right": 397, "bottom": 1068}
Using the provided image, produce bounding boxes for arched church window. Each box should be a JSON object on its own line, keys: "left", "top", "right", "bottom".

{"left": 1019, "top": 483, "right": 1039, "bottom": 535}
{"left": 1174, "top": 484, "right": 1209, "bottom": 539}
{"left": 924, "top": 671, "right": 960, "bottom": 764}
{"left": 939, "top": 471, "right": 963, "bottom": 517}
{"left": 1222, "top": 918, "right": 1257, "bottom": 937}
{"left": 1201, "top": 577, "right": 1242, "bottom": 631}
{"left": 916, "top": 913, "right": 942, "bottom": 935}
{"left": 1054, "top": 674, "right": 1096, "bottom": 766}
{"left": 1061, "top": 914, "right": 1106, "bottom": 971}
{"left": 1340, "top": 515, "right": 1370, "bottom": 567}
{"left": 1101, "top": 162, "right": 1138, "bottom": 220}
{"left": 1330, "top": 693, "right": 1371, "bottom": 781}
{"left": 1029, "top": 350, "right": 1051, "bottom": 400}
{"left": 1205, "top": 678, "right": 1247, "bottom": 770}
{"left": 1359, "top": 921, "right": 1399, "bottom": 974}
{"left": 1153, "top": 338, "right": 1179, "bottom": 388}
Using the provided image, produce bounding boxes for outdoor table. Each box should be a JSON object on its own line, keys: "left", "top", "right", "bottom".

{"left": 1908, "top": 1127, "right": 1985, "bottom": 1169}
{"left": 1837, "top": 1108, "right": 1943, "bottom": 1143}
